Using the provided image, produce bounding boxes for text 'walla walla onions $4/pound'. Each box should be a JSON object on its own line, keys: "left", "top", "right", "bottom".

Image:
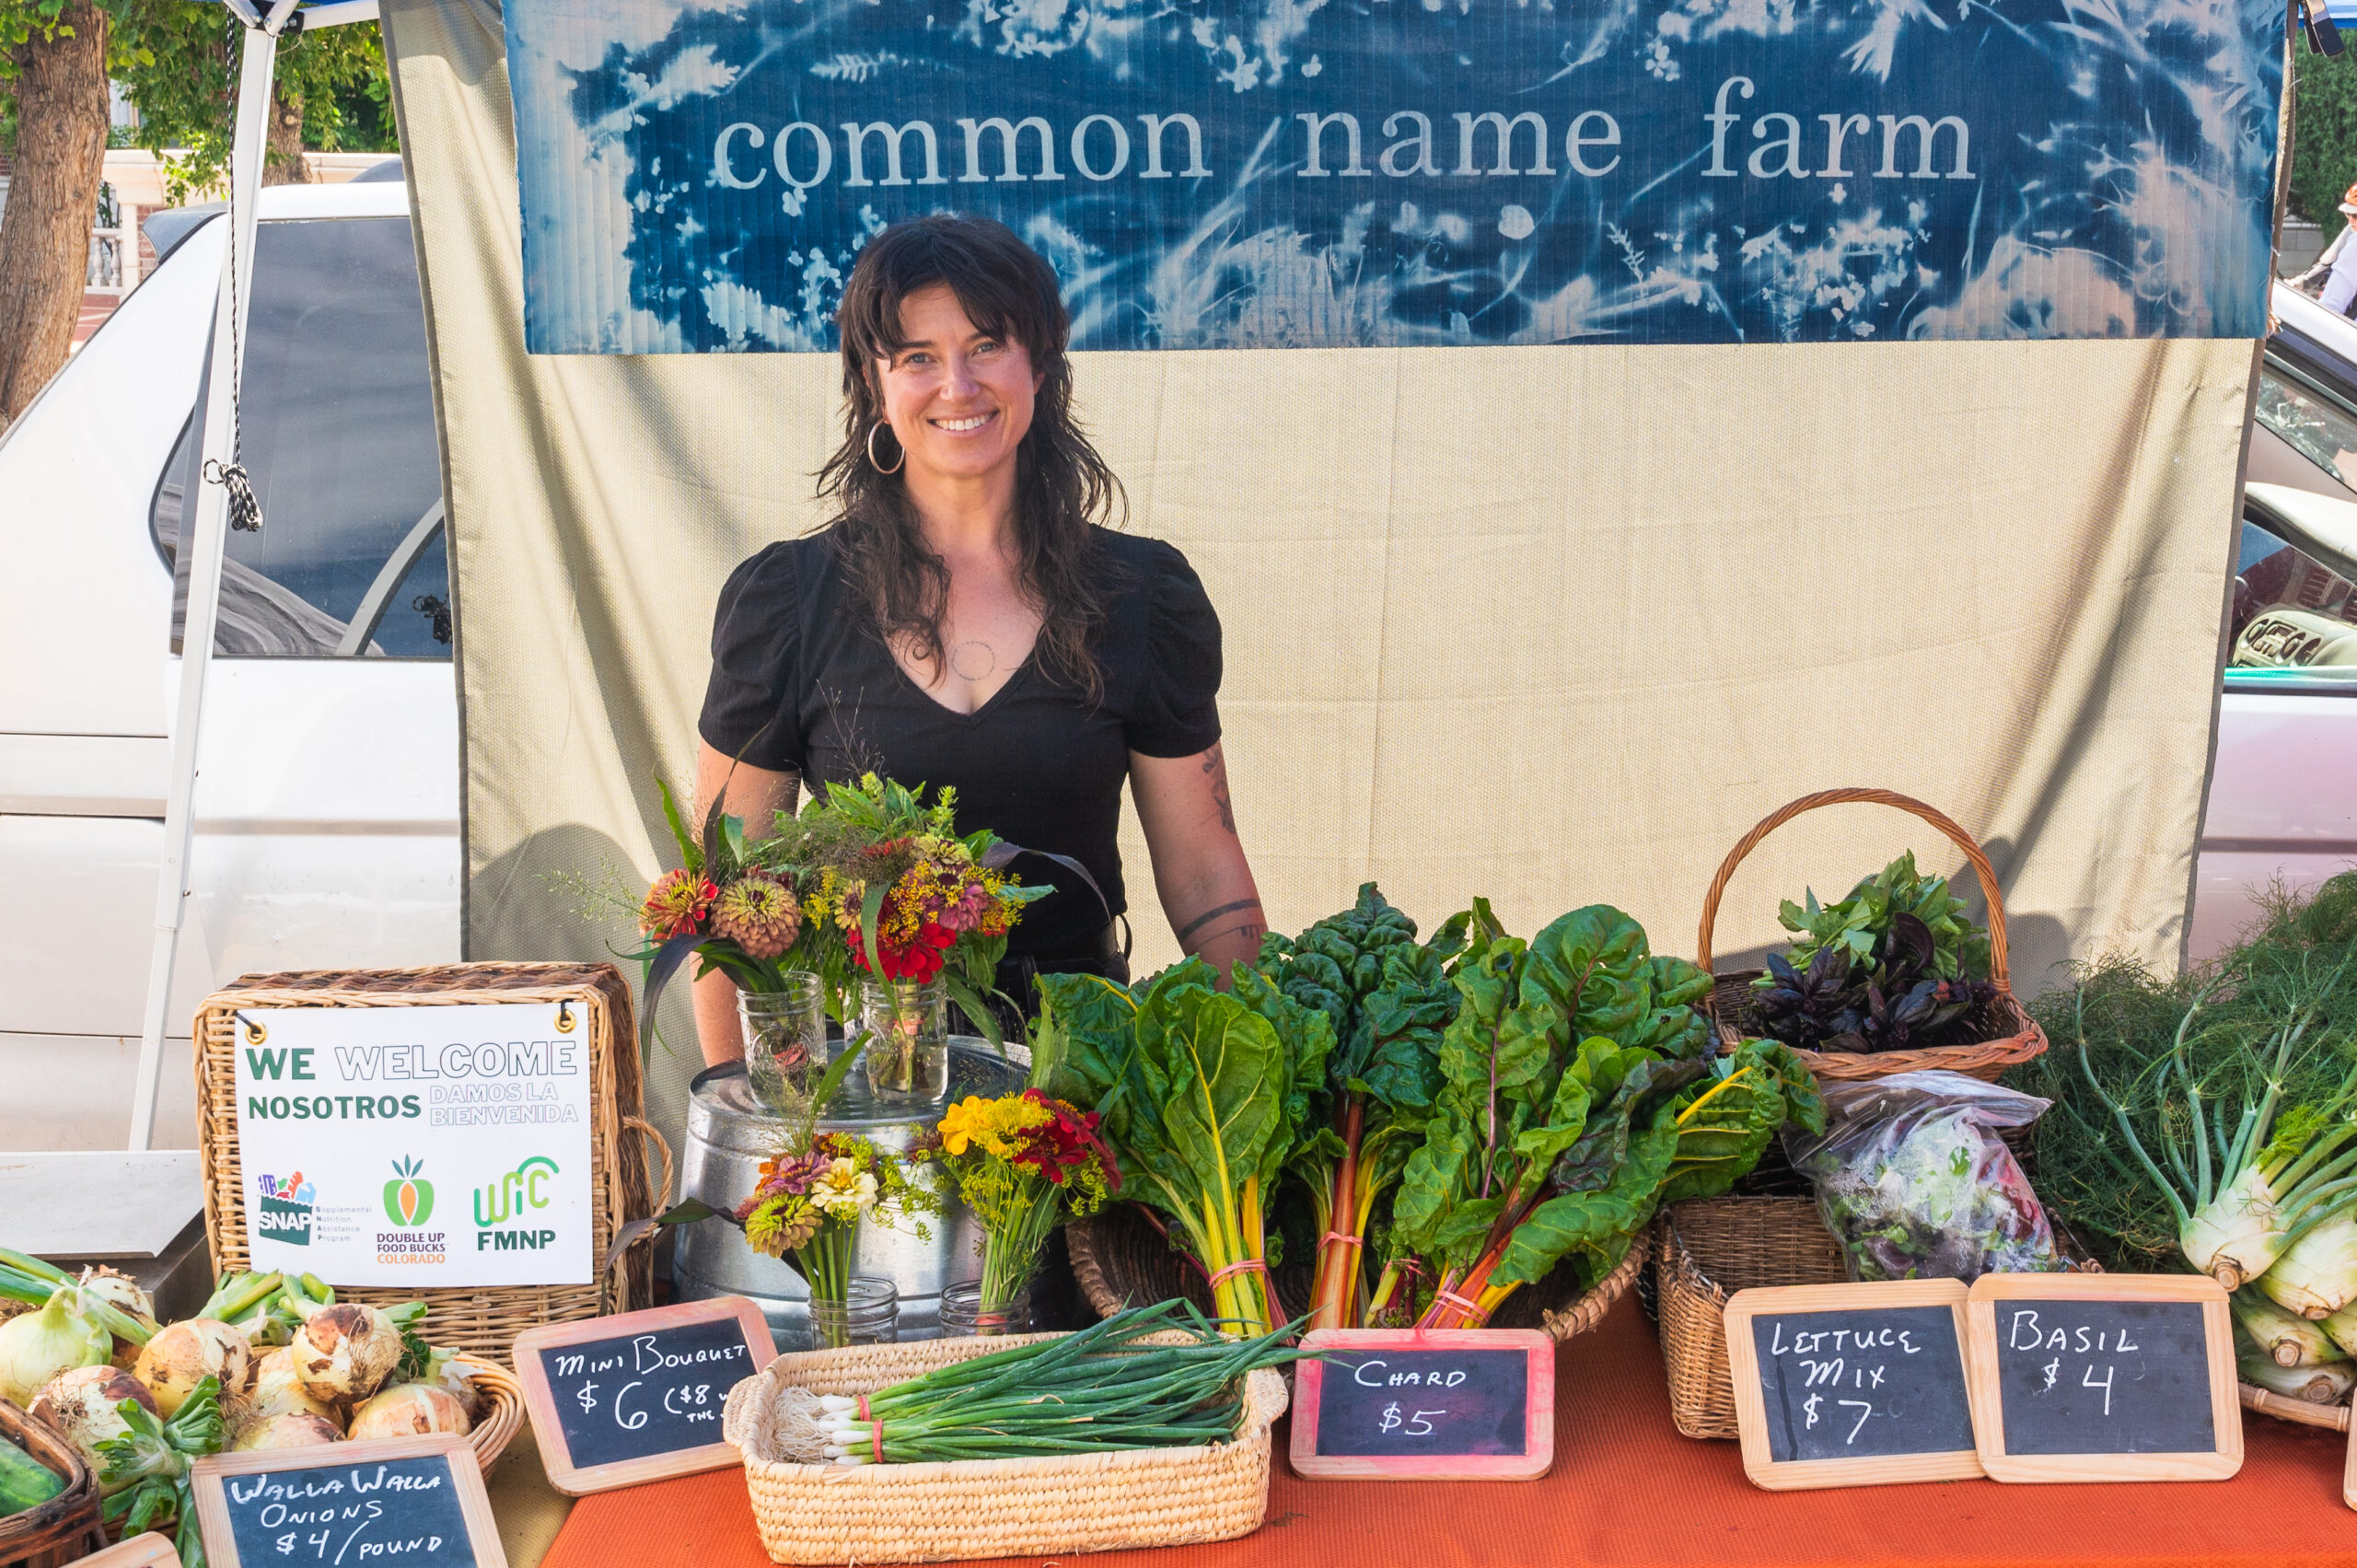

{"left": 233, "top": 1412, "right": 346, "bottom": 1452}
{"left": 29, "top": 1364, "right": 157, "bottom": 1469}
{"left": 134, "top": 1318, "right": 257, "bottom": 1417}
{"left": 348, "top": 1383, "right": 470, "bottom": 1442}
{"left": 292, "top": 1305, "right": 403, "bottom": 1404}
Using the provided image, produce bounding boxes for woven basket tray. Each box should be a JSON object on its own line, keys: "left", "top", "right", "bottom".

{"left": 1065, "top": 1203, "right": 1642, "bottom": 1342}
{"left": 455, "top": 1353, "right": 525, "bottom": 1473}
{"left": 0, "top": 1398, "right": 106, "bottom": 1568}
{"left": 1655, "top": 1196, "right": 1849, "bottom": 1440}
{"left": 195, "top": 963, "right": 670, "bottom": 1368}
{"left": 721, "top": 1334, "right": 1288, "bottom": 1564}
{"left": 1699, "top": 788, "right": 2049, "bottom": 1084}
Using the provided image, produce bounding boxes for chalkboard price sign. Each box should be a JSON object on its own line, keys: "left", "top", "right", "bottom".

{"left": 191, "top": 1434, "right": 503, "bottom": 1568}
{"left": 1723, "top": 1281, "right": 1983, "bottom": 1491}
{"left": 1290, "top": 1329, "right": 1553, "bottom": 1481}
{"left": 514, "top": 1296, "right": 777, "bottom": 1494}
{"left": 1966, "top": 1273, "right": 2241, "bottom": 1483}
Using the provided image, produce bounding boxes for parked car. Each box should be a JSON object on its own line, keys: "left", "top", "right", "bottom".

{"left": 2, "top": 173, "right": 2346, "bottom": 1147}
{"left": 0, "top": 167, "right": 459, "bottom": 1151}
{"left": 2197, "top": 285, "right": 2357, "bottom": 958}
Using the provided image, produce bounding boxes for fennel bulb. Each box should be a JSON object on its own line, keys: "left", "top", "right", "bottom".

{"left": 2234, "top": 1288, "right": 2340, "bottom": 1367}
{"left": 2258, "top": 1209, "right": 2357, "bottom": 1319}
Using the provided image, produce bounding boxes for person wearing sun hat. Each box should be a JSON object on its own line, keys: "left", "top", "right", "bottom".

{"left": 2296, "top": 180, "right": 2357, "bottom": 312}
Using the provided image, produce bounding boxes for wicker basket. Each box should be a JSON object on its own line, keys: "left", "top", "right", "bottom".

{"left": 1066, "top": 1203, "right": 1642, "bottom": 1342}
{"left": 1655, "top": 1197, "right": 1849, "bottom": 1439}
{"left": 1699, "top": 787, "right": 2049, "bottom": 1084}
{"left": 195, "top": 963, "right": 670, "bottom": 1368}
{"left": 721, "top": 1334, "right": 1288, "bottom": 1564}
{"left": 0, "top": 1399, "right": 106, "bottom": 1568}
{"left": 454, "top": 1353, "right": 526, "bottom": 1473}
{"left": 2239, "top": 1382, "right": 2353, "bottom": 1431}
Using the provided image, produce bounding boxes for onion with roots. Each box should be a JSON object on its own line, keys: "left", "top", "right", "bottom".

{"left": 232, "top": 1412, "right": 345, "bottom": 1451}
{"left": 290, "top": 1305, "right": 405, "bottom": 1404}
{"left": 29, "top": 1364, "right": 159, "bottom": 1479}
{"left": 134, "top": 1318, "right": 257, "bottom": 1417}
{"left": 347, "top": 1383, "right": 470, "bottom": 1441}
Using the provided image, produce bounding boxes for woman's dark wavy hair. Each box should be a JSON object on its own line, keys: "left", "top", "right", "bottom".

{"left": 816, "top": 214, "right": 1124, "bottom": 703}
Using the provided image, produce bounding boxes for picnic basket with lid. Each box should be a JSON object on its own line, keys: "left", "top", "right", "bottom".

{"left": 1698, "top": 787, "right": 2047, "bottom": 1084}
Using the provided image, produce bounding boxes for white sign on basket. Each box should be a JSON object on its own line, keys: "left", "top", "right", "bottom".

{"left": 232, "top": 1003, "right": 593, "bottom": 1286}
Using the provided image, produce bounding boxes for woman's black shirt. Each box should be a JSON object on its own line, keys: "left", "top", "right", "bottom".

{"left": 697, "top": 527, "right": 1222, "bottom": 958}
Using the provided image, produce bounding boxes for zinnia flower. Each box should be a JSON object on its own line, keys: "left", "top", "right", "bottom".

{"left": 811, "top": 1157, "right": 879, "bottom": 1220}
{"left": 641, "top": 868, "right": 716, "bottom": 939}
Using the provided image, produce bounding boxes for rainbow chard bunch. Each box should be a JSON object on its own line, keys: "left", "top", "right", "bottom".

{"left": 1384, "top": 906, "right": 1824, "bottom": 1330}
{"left": 1259, "top": 886, "right": 1469, "bottom": 1331}
{"left": 1034, "top": 960, "right": 1332, "bottom": 1338}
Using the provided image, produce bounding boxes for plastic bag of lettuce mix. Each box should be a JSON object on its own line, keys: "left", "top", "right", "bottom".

{"left": 1785, "top": 1069, "right": 2063, "bottom": 1283}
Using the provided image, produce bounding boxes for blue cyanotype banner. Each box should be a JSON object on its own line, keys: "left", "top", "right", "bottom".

{"left": 503, "top": 0, "right": 2285, "bottom": 353}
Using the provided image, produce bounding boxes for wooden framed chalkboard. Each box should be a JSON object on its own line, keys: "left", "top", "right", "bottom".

{"left": 514, "top": 1295, "right": 777, "bottom": 1494}
{"left": 1722, "top": 1280, "right": 1983, "bottom": 1491}
{"left": 191, "top": 1434, "right": 505, "bottom": 1568}
{"left": 75, "top": 1534, "right": 182, "bottom": 1568}
{"left": 1965, "top": 1273, "right": 2241, "bottom": 1483}
{"left": 1290, "top": 1329, "right": 1553, "bottom": 1480}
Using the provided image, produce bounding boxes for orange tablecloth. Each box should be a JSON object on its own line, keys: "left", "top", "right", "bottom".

{"left": 539, "top": 1295, "right": 2357, "bottom": 1568}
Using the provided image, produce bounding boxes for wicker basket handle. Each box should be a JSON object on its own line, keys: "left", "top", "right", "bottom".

{"left": 600, "top": 1115, "right": 677, "bottom": 1284}
{"left": 622, "top": 1114, "right": 675, "bottom": 1213}
{"left": 1697, "top": 788, "right": 2016, "bottom": 1034}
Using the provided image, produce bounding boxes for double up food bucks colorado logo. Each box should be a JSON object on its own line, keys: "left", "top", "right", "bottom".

{"left": 379, "top": 1156, "right": 449, "bottom": 1268}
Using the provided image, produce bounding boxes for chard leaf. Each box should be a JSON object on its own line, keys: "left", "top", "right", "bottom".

{"left": 1495, "top": 1108, "right": 1680, "bottom": 1286}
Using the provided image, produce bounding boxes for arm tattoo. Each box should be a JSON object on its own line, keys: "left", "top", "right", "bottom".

{"left": 1201, "top": 743, "right": 1237, "bottom": 834}
{"left": 1176, "top": 897, "right": 1263, "bottom": 945}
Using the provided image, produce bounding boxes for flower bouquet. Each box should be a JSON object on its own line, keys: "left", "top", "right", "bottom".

{"left": 935, "top": 1089, "right": 1118, "bottom": 1328}
{"left": 630, "top": 773, "right": 1051, "bottom": 1056}
{"left": 737, "top": 1130, "right": 939, "bottom": 1348}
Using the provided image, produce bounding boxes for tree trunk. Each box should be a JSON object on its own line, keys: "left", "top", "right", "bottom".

{"left": 0, "top": 0, "right": 111, "bottom": 428}
{"left": 263, "top": 84, "right": 314, "bottom": 186}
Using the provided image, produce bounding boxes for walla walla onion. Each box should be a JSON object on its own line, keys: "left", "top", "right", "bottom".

{"left": 29, "top": 1364, "right": 157, "bottom": 1476}
{"left": 290, "top": 1305, "right": 404, "bottom": 1403}
{"left": 134, "top": 1318, "right": 256, "bottom": 1417}
{"left": 239, "top": 1346, "right": 341, "bottom": 1434}
{"left": 348, "top": 1382, "right": 470, "bottom": 1441}
{"left": 0, "top": 1286, "right": 110, "bottom": 1404}
{"left": 232, "top": 1412, "right": 344, "bottom": 1452}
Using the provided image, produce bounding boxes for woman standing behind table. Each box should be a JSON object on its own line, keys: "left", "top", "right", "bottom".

{"left": 691, "top": 214, "right": 1266, "bottom": 1064}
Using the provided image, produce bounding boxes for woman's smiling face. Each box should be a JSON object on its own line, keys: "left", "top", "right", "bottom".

{"left": 876, "top": 284, "right": 1042, "bottom": 486}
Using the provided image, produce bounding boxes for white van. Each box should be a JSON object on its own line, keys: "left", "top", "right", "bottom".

{"left": 0, "top": 168, "right": 459, "bottom": 1150}
{"left": 3, "top": 171, "right": 2346, "bottom": 1149}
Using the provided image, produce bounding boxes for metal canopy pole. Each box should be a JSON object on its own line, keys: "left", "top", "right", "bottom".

{"left": 126, "top": 0, "right": 308, "bottom": 1150}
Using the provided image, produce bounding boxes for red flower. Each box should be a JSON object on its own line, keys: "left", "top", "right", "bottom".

{"left": 641, "top": 868, "right": 717, "bottom": 939}
{"left": 1012, "top": 1090, "right": 1120, "bottom": 1192}
{"left": 844, "top": 914, "right": 958, "bottom": 982}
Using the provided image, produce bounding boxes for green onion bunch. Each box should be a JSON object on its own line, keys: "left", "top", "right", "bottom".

{"left": 779, "top": 1301, "right": 1311, "bottom": 1466}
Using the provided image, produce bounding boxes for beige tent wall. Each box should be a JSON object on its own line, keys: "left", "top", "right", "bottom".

{"left": 384, "top": 0, "right": 2254, "bottom": 1147}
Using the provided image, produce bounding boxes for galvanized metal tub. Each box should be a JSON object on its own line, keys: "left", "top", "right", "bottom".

{"left": 673, "top": 1040, "right": 1025, "bottom": 1343}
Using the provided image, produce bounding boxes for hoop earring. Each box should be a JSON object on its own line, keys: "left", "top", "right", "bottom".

{"left": 866, "top": 421, "right": 905, "bottom": 475}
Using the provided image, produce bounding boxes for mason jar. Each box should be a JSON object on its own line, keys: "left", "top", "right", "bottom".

{"left": 737, "top": 974, "right": 830, "bottom": 1114}
{"left": 938, "top": 1280, "right": 1032, "bottom": 1337}
{"left": 807, "top": 1275, "right": 900, "bottom": 1350}
{"left": 856, "top": 980, "right": 950, "bottom": 1105}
